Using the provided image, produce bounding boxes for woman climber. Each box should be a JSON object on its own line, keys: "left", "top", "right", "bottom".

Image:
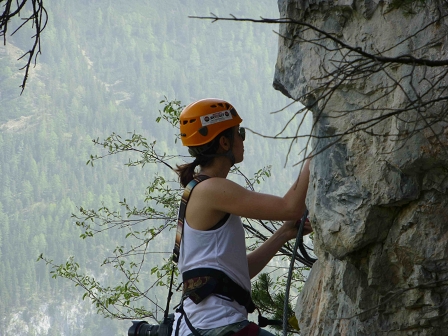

{"left": 172, "top": 98, "right": 311, "bottom": 336}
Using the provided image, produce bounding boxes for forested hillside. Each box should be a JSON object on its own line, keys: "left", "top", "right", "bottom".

{"left": 0, "top": 1, "right": 309, "bottom": 335}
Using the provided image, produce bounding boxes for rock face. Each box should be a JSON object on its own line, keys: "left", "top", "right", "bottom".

{"left": 274, "top": 0, "right": 448, "bottom": 335}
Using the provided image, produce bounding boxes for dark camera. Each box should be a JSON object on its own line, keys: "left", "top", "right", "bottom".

{"left": 128, "top": 314, "right": 174, "bottom": 336}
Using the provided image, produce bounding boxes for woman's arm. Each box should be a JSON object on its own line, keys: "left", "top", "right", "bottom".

{"left": 246, "top": 159, "right": 311, "bottom": 278}
{"left": 247, "top": 219, "right": 313, "bottom": 278}
{"left": 191, "top": 160, "right": 310, "bottom": 223}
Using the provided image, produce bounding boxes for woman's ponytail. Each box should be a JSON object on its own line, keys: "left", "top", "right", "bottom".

{"left": 176, "top": 159, "right": 200, "bottom": 188}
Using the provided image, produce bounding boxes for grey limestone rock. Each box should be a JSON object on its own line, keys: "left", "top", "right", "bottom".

{"left": 274, "top": 0, "right": 448, "bottom": 334}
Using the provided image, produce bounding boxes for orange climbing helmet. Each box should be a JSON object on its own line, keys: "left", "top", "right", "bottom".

{"left": 179, "top": 98, "right": 242, "bottom": 146}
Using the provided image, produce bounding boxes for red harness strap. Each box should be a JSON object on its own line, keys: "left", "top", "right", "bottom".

{"left": 232, "top": 322, "right": 259, "bottom": 336}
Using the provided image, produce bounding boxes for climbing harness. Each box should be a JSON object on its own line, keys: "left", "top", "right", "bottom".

{"left": 182, "top": 267, "right": 256, "bottom": 312}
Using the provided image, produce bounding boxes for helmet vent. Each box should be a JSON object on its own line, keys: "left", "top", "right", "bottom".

{"left": 189, "top": 119, "right": 196, "bottom": 123}
{"left": 182, "top": 120, "right": 188, "bottom": 125}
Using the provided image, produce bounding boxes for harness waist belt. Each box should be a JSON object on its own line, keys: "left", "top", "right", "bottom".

{"left": 182, "top": 267, "right": 255, "bottom": 313}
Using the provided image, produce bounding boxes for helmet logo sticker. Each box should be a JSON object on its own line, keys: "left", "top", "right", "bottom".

{"left": 200, "top": 110, "right": 233, "bottom": 126}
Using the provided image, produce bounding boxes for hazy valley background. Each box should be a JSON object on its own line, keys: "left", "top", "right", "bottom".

{"left": 0, "top": 1, "right": 311, "bottom": 335}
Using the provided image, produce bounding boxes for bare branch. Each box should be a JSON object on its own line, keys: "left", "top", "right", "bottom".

{"left": 189, "top": 14, "right": 448, "bottom": 66}
{"left": 0, "top": 0, "right": 47, "bottom": 93}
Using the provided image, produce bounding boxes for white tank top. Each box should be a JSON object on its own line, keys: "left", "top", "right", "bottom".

{"left": 173, "top": 213, "right": 251, "bottom": 335}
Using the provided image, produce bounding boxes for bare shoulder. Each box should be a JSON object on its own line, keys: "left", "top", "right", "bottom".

{"left": 192, "top": 176, "right": 248, "bottom": 200}
{"left": 195, "top": 176, "right": 243, "bottom": 191}
{"left": 185, "top": 177, "right": 242, "bottom": 230}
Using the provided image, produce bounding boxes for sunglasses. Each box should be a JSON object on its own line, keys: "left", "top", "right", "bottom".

{"left": 238, "top": 127, "right": 246, "bottom": 141}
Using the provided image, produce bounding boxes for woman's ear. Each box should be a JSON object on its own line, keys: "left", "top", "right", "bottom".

{"left": 219, "top": 135, "right": 230, "bottom": 151}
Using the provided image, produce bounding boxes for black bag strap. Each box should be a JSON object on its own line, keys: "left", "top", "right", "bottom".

{"left": 173, "top": 175, "right": 210, "bottom": 263}
{"left": 175, "top": 301, "right": 202, "bottom": 336}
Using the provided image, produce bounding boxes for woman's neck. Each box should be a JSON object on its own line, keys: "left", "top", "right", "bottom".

{"left": 198, "top": 157, "right": 231, "bottom": 178}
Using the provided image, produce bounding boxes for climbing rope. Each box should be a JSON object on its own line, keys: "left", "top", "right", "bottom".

{"left": 283, "top": 209, "right": 316, "bottom": 335}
